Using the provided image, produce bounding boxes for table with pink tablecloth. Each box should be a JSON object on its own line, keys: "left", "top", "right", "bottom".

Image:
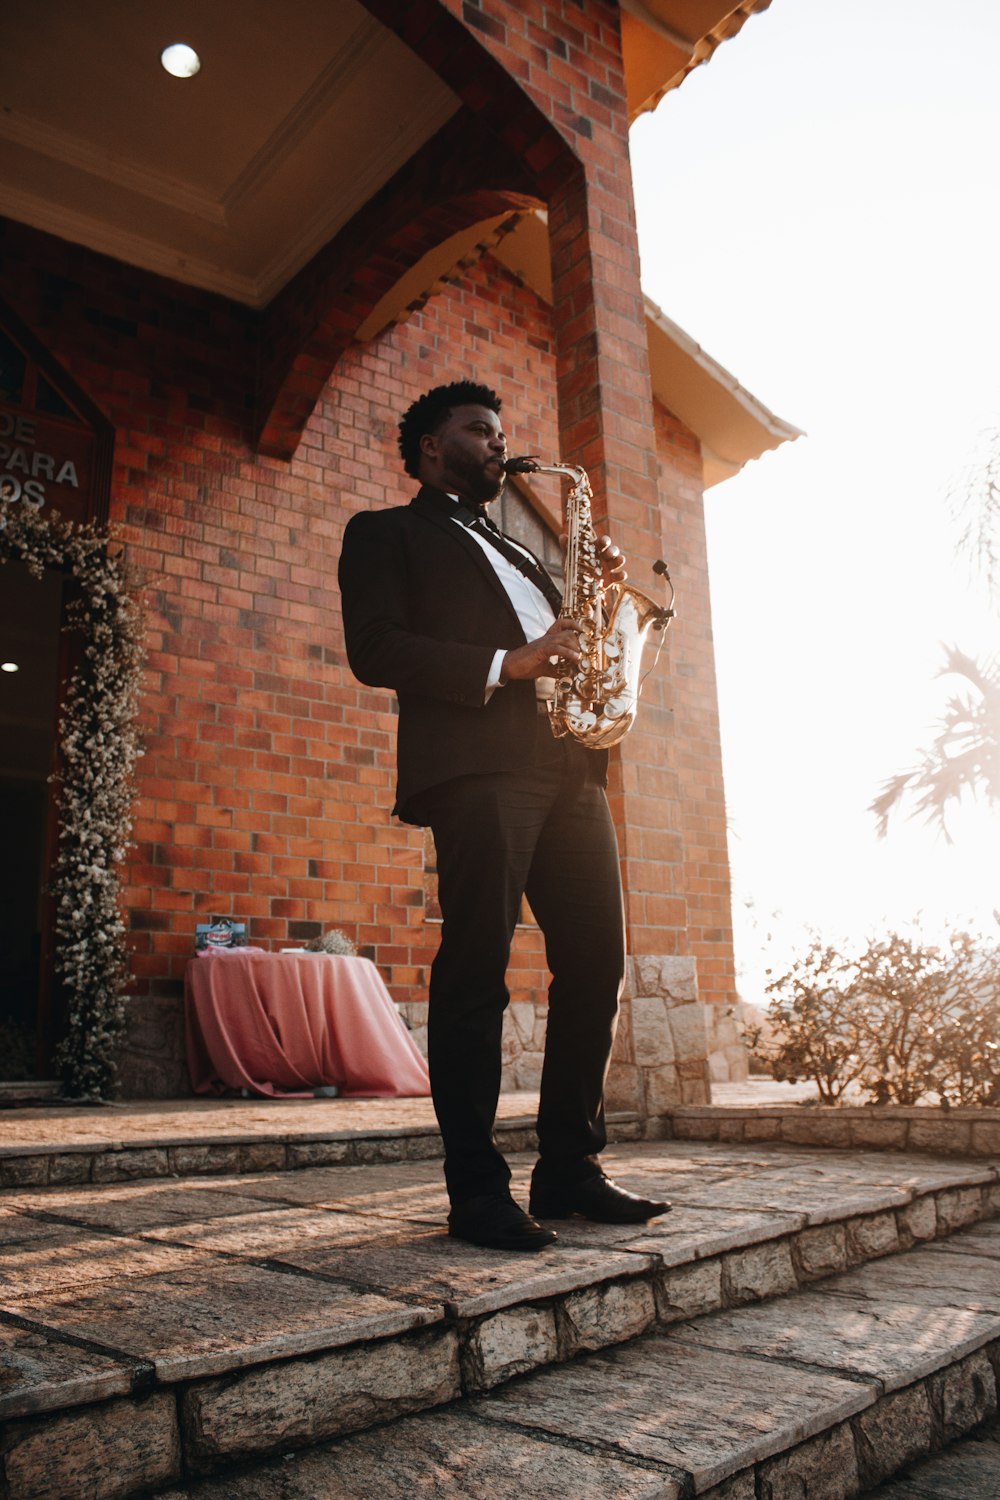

{"left": 184, "top": 950, "right": 430, "bottom": 1099}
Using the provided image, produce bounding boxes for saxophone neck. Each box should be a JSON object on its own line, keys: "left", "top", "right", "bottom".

{"left": 502, "top": 456, "right": 591, "bottom": 491}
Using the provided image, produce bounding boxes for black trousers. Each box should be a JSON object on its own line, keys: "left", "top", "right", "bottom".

{"left": 416, "top": 709, "right": 625, "bottom": 1205}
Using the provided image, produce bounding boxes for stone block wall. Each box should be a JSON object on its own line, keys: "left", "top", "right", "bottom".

{"left": 115, "top": 948, "right": 719, "bottom": 1110}
{"left": 117, "top": 996, "right": 189, "bottom": 1099}
{"left": 705, "top": 1000, "right": 752, "bottom": 1084}
{"left": 606, "top": 955, "right": 711, "bottom": 1114}
{"left": 400, "top": 951, "right": 714, "bottom": 1114}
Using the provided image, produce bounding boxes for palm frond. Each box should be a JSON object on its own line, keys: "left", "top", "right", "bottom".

{"left": 871, "top": 645, "right": 1000, "bottom": 838}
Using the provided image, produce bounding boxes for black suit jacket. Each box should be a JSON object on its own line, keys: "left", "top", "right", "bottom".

{"left": 339, "top": 485, "right": 607, "bottom": 822}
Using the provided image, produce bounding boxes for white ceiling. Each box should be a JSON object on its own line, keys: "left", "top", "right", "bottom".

{"left": 0, "top": 0, "right": 459, "bottom": 307}
{"left": 0, "top": 1, "right": 796, "bottom": 475}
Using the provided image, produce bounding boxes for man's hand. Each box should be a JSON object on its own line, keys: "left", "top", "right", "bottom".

{"left": 559, "top": 532, "right": 628, "bottom": 586}
{"left": 500, "top": 617, "right": 583, "bottom": 682}
{"left": 597, "top": 534, "right": 627, "bottom": 585}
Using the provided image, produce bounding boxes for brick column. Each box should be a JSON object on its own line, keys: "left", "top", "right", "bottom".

{"left": 370, "top": 0, "right": 710, "bottom": 1108}
{"left": 447, "top": 0, "right": 706, "bottom": 1106}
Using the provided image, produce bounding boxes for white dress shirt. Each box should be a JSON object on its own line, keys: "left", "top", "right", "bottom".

{"left": 446, "top": 498, "right": 557, "bottom": 701}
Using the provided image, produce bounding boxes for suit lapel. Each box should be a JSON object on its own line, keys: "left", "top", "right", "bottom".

{"left": 411, "top": 487, "right": 526, "bottom": 636}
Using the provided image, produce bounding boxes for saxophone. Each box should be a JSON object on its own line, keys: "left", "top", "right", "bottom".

{"left": 503, "top": 456, "right": 674, "bottom": 748}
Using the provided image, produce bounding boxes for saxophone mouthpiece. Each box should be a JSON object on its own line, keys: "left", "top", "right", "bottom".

{"left": 501, "top": 455, "right": 541, "bottom": 475}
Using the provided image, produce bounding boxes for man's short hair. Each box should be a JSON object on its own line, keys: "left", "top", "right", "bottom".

{"left": 398, "top": 381, "right": 502, "bottom": 479}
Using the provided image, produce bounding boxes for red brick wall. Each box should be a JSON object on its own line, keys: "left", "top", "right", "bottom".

{"left": 2, "top": 216, "right": 733, "bottom": 1029}
{"left": 0, "top": 224, "right": 527, "bottom": 1006}
{"left": 653, "top": 401, "right": 737, "bottom": 1010}
{"left": 412, "top": 2, "right": 686, "bottom": 961}
{"left": 1, "top": 0, "right": 743, "bottom": 1096}
{"left": 323, "top": 253, "right": 565, "bottom": 1007}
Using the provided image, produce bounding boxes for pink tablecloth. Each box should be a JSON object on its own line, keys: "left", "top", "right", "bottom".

{"left": 184, "top": 951, "right": 430, "bottom": 1099}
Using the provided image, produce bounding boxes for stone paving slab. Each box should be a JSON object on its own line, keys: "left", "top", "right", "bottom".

{"left": 821, "top": 1246, "right": 1000, "bottom": 1314}
{"left": 473, "top": 1334, "right": 873, "bottom": 1491}
{"left": 145, "top": 1375, "right": 1000, "bottom": 1500}
{"left": 550, "top": 1204, "right": 805, "bottom": 1261}
{"left": 12, "top": 1089, "right": 830, "bottom": 1159}
{"left": 6, "top": 1261, "right": 440, "bottom": 1381}
{"left": 9, "top": 1135, "right": 988, "bottom": 1323}
{"left": 2, "top": 1138, "right": 999, "bottom": 1499}
{"left": 1, "top": 1134, "right": 992, "bottom": 1226}
{"left": 289, "top": 1230, "right": 653, "bottom": 1321}
{"left": 141, "top": 1204, "right": 653, "bottom": 1319}
{"left": 0, "top": 1093, "right": 556, "bottom": 1188}
{"left": 0, "top": 1095, "right": 454, "bottom": 1152}
{"left": 0, "top": 1231, "right": 210, "bottom": 1299}
{"left": 158, "top": 1408, "right": 683, "bottom": 1499}
{"left": 134, "top": 1321, "right": 1000, "bottom": 1500}
{"left": 143, "top": 1205, "right": 413, "bottom": 1254}
{"left": 0, "top": 1321, "right": 134, "bottom": 1419}
{"left": 222, "top": 1158, "right": 452, "bottom": 1220}
{"left": 662, "top": 1172, "right": 916, "bottom": 1223}
{"left": 0, "top": 1094, "right": 538, "bottom": 1172}
{"left": 606, "top": 1144, "right": 998, "bottom": 1210}
{"left": 4, "top": 1181, "right": 296, "bottom": 1232}
{"left": 667, "top": 1288, "right": 1000, "bottom": 1392}
{"left": 0, "top": 1208, "right": 69, "bottom": 1247}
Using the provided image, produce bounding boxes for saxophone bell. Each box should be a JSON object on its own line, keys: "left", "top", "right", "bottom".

{"left": 504, "top": 454, "right": 672, "bottom": 747}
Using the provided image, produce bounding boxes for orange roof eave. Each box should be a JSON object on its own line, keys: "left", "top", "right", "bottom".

{"left": 620, "top": 0, "right": 774, "bottom": 122}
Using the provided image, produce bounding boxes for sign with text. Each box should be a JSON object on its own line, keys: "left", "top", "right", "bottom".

{"left": 0, "top": 401, "right": 97, "bottom": 527}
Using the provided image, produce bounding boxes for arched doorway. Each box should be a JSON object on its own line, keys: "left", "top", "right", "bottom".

{"left": 0, "top": 560, "right": 65, "bottom": 1080}
{"left": 0, "top": 301, "right": 114, "bottom": 1084}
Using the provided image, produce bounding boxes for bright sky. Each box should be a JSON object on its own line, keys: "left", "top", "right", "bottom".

{"left": 629, "top": 0, "right": 1000, "bottom": 997}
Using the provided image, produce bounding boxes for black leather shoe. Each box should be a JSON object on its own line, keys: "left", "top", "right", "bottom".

{"left": 529, "top": 1172, "right": 670, "bottom": 1224}
{"left": 448, "top": 1193, "right": 558, "bottom": 1251}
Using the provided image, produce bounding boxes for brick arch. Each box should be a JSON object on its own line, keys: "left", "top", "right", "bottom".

{"left": 256, "top": 0, "right": 576, "bottom": 460}
{"left": 358, "top": 0, "right": 578, "bottom": 197}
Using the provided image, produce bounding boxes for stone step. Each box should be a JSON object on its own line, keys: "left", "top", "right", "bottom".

{"left": 1, "top": 1140, "right": 998, "bottom": 1499}
{"left": 0, "top": 1093, "right": 628, "bottom": 1189}
{"left": 671, "top": 1099, "right": 1000, "bottom": 1162}
{"left": 0, "top": 1083, "right": 60, "bottom": 1104}
{"left": 159, "top": 1220, "right": 1000, "bottom": 1499}
{"left": 5, "top": 1092, "right": 996, "bottom": 1195}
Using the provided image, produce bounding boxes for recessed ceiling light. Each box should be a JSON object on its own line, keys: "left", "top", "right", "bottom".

{"left": 1, "top": 661, "right": 19, "bottom": 673}
{"left": 161, "top": 43, "right": 201, "bottom": 78}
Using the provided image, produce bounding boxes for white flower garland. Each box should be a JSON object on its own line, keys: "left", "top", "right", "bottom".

{"left": 0, "top": 501, "right": 144, "bottom": 1099}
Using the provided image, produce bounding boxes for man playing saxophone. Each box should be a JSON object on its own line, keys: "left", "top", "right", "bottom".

{"left": 338, "top": 380, "right": 669, "bottom": 1251}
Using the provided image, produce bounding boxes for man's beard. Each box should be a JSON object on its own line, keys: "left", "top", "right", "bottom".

{"left": 447, "top": 452, "right": 505, "bottom": 507}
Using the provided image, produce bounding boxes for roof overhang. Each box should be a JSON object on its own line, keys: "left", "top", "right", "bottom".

{"left": 0, "top": 0, "right": 460, "bottom": 307}
{"left": 620, "top": 0, "right": 774, "bottom": 120}
{"left": 0, "top": 0, "right": 771, "bottom": 310}
{"left": 490, "top": 211, "right": 801, "bottom": 485}
{"left": 323, "top": 203, "right": 800, "bottom": 486}
{"left": 0, "top": 2, "right": 797, "bottom": 477}
{"left": 644, "top": 298, "right": 802, "bottom": 485}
